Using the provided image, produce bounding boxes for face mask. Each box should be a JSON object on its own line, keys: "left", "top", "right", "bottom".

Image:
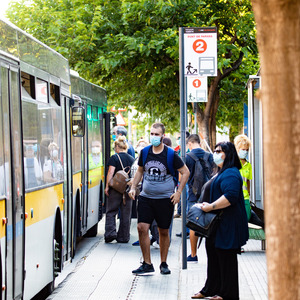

{"left": 92, "top": 147, "right": 100, "bottom": 154}
{"left": 112, "top": 134, "right": 116, "bottom": 141}
{"left": 238, "top": 150, "right": 248, "bottom": 159}
{"left": 51, "top": 149, "right": 58, "bottom": 158}
{"left": 150, "top": 136, "right": 162, "bottom": 147}
{"left": 213, "top": 152, "right": 224, "bottom": 166}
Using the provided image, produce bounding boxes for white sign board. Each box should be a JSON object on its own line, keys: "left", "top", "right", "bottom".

{"left": 184, "top": 27, "right": 217, "bottom": 77}
{"left": 187, "top": 76, "right": 208, "bottom": 102}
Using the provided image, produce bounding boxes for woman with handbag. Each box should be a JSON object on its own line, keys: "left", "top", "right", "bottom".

{"left": 191, "top": 142, "right": 248, "bottom": 300}
{"left": 104, "top": 136, "right": 135, "bottom": 243}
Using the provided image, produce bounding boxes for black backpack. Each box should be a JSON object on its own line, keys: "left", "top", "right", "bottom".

{"left": 187, "top": 151, "right": 212, "bottom": 198}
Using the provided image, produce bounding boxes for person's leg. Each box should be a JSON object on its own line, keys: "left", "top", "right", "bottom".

{"left": 200, "top": 238, "right": 221, "bottom": 297}
{"left": 216, "top": 248, "right": 239, "bottom": 300}
{"left": 117, "top": 194, "right": 133, "bottom": 242}
{"left": 190, "top": 230, "right": 199, "bottom": 257}
{"left": 137, "top": 222, "right": 151, "bottom": 263}
{"left": 104, "top": 189, "right": 122, "bottom": 241}
{"left": 150, "top": 219, "right": 159, "bottom": 243}
{"left": 158, "top": 227, "right": 170, "bottom": 262}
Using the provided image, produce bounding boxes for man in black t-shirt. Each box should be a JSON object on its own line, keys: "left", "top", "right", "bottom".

{"left": 129, "top": 122, "right": 190, "bottom": 275}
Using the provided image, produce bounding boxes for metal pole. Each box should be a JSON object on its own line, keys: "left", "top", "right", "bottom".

{"left": 179, "top": 27, "right": 187, "bottom": 270}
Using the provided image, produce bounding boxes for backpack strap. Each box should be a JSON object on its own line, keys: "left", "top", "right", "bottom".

{"left": 167, "top": 147, "right": 179, "bottom": 185}
{"left": 142, "top": 145, "right": 152, "bottom": 167}
{"left": 187, "top": 151, "right": 199, "bottom": 162}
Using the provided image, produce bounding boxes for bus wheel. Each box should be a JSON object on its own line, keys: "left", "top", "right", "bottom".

{"left": 86, "top": 223, "right": 98, "bottom": 237}
{"left": 46, "top": 237, "right": 60, "bottom": 295}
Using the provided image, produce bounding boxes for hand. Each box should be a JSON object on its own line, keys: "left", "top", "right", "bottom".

{"left": 105, "top": 186, "right": 109, "bottom": 196}
{"left": 200, "top": 202, "right": 213, "bottom": 212}
{"left": 170, "top": 191, "right": 181, "bottom": 205}
{"left": 128, "top": 188, "right": 136, "bottom": 200}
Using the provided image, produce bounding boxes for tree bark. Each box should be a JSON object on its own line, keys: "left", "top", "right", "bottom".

{"left": 251, "top": 0, "right": 300, "bottom": 299}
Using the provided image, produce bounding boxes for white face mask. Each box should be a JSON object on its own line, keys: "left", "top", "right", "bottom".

{"left": 92, "top": 147, "right": 100, "bottom": 154}
{"left": 238, "top": 149, "right": 248, "bottom": 159}
{"left": 213, "top": 152, "right": 224, "bottom": 166}
{"left": 51, "top": 149, "right": 58, "bottom": 158}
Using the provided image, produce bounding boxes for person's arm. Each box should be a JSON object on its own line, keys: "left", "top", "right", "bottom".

{"left": 170, "top": 164, "right": 190, "bottom": 205}
{"left": 128, "top": 166, "right": 144, "bottom": 199}
{"left": 200, "top": 195, "right": 231, "bottom": 212}
{"left": 105, "top": 165, "right": 115, "bottom": 196}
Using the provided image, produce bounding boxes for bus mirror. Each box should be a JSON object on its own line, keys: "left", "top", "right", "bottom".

{"left": 72, "top": 106, "right": 85, "bottom": 137}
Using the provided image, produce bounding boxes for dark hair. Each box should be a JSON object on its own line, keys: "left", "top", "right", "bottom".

{"left": 116, "top": 126, "right": 127, "bottom": 137}
{"left": 151, "top": 122, "right": 165, "bottom": 134}
{"left": 163, "top": 137, "right": 172, "bottom": 147}
{"left": 215, "top": 141, "right": 241, "bottom": 174}
{"left": 187, "top": 134, "right": 200, "bottom": 144}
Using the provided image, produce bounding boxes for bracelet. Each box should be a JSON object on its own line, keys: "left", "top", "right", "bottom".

{"left": 212, "top": 203, "right": 216, "bottom": 210}
{"left": 177, "top": 190, "right": 182, "bottom": 194}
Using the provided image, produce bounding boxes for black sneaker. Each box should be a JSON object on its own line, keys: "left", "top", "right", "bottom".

{"left": 160, "top": 262, "right": 171, "bottom": 275}
{"left": 132, "top": 262, "right": 155, "bottom": 275}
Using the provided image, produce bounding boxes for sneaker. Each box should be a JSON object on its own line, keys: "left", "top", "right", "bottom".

{"left": 160, "top": 262, "right": 171, "bottom": 275}
{"left": 132, "top": 262, "right": 155, "bottom": 275}
{"left": 187, "top": 254, "right": 198, "bottom": 263}
{"left": 174, "top": 213, "right": 181, "bottom": 218}
{"left": 152, "top": 241, "right": 160, "bottom": 249}
{"left": 132, "top": 240, "right": 140, "bottom": 246}
{"left": 176, "top": 232, "right": 190, "bottom": 238}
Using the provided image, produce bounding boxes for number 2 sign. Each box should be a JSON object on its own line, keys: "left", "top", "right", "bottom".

{"left": 193, "top": 39, "right": 207, "bottom": 54}
{"left": 184, "top": 27, "right": 217, "bottom": 77}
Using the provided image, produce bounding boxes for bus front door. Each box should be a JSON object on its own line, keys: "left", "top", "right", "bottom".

{"left": 0, "top": 59, "right": 25, "bottom": 299}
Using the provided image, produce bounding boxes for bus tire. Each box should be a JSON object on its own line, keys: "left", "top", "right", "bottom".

{"left": 86, "top": 223, "right": 98, "bottom": 237}
{"left": 72, "top": 205, "right": 78, "bottom": 259}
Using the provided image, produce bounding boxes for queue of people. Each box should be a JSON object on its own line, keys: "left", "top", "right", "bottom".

{"left": 104, "top": 124, "right": 258, "bottom": 300}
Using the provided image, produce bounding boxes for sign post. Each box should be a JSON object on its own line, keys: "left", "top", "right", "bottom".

{"left": 179, "top": 27, "right": 217, "bottom": 270}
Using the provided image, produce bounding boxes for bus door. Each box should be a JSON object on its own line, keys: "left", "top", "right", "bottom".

{"left": 62, "top": 95, "right": 73, "bottom": 261}
{"left": 81, "top": 102, "right": 89, "bottom": 232}
{"left": 0, "top": 59, "right": 25, "bottom": 299}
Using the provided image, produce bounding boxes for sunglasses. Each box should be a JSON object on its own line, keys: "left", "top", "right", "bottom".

{"left": 213, "top": 150, "right": 222, "bottom": 154}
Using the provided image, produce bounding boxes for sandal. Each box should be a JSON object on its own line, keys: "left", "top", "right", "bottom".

{"left": 191, "top": 292, "right": 206, "bottom": 299}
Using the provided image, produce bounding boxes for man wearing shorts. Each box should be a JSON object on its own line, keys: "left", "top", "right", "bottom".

{"left": 128, "top": 122, "right": 190, "bottom": 275}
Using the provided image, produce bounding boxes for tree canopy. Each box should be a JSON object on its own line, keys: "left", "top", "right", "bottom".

{"left": 7, "top": 0, "right": 259, "bottom": 136}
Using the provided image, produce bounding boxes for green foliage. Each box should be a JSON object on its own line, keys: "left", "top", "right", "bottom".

{"left": 7, "top": 0, "right": 259, "bottom": 134}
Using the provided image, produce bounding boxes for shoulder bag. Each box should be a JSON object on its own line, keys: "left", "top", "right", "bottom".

{"left": 109, "top": 154, "right": 130, "bottom": 194}
{"left": 186, "top": 203, "right": 223, "bottom": 238}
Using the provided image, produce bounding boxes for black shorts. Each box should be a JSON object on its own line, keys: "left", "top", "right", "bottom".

{"left": 137, "top": 195, "right": 174, "bottom": 229}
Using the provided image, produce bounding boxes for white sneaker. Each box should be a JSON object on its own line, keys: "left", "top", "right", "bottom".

{"left": 152, "top": 241, "right": 160, "bottom": 249}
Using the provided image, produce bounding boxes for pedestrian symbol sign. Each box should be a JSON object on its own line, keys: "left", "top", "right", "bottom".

{"left": 184, "top": 27, "right": 217, "bottom": 77}
{"left": 187, "top": 76, "right": 208, "bottom": 103}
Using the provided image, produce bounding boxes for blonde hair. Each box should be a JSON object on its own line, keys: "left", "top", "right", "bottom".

{"left": 113, "top": 135, "right": 128, "bottom": 151}
{"left": 234, "top": 134, "right": 251, "bottom": 151}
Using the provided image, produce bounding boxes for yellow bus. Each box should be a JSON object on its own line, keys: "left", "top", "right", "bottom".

{"left": 0, "top": 18, "right": 109, "bottom": 299}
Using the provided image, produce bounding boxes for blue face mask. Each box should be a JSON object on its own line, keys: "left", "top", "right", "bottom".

{"left": 150, "top": 136, "right": 162, "bottom": 147}
{"left": 213, "top": 152, "right": 224, "bottom": 166}
{"left": 112, "top": 134, "right": 116, "bottom": 141}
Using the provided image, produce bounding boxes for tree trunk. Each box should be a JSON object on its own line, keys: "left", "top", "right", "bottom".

{"left": 251, "top": 0, "right": 300, "bottom": 299}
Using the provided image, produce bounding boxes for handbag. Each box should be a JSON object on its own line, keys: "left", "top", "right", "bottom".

{"left": 186, "top": 203, "right": 222, "bottom": 238}
{"left": 109, "top": 154, "right": 130, "bottom": 194}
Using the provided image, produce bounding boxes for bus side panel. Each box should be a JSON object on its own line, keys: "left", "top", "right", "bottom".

{"left": 0, "top": 198, "right": 5, "bottom": 299}
{"left": 23, "top": 185, "right": 63, "bottom": 300}
{"left": 87, "top": 167, "right": 102, "bottom": 230}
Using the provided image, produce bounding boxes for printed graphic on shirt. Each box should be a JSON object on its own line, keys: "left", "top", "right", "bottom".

{"left": 144, "top": 160, "right": 167, "bottom": 182}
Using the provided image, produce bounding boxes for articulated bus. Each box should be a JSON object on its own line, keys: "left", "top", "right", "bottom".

{"left": 0, "top": 18, "right": 111, "bottom": 299}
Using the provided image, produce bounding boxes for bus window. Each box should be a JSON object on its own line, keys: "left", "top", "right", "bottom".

{"left": 72, "top": 106, "right": 85, "bottom": 137}
{"left": 0, "top": 100, "right": 5, "bottom": 197}
{"left": 88, "top": 106, "right": 102, "bottom": 169}
{"left": 21, "top": 72, "right": 35, "bottom": 99}
{"left": 36, "top": 78, "right": 48, "bottom": 103}
{"left": 50, "top": 83, "right": 60, "bottom": 106}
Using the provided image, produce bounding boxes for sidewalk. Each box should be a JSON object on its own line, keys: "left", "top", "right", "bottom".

{"left": 48, "top": 217, "right": 268, "bottom": 300}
